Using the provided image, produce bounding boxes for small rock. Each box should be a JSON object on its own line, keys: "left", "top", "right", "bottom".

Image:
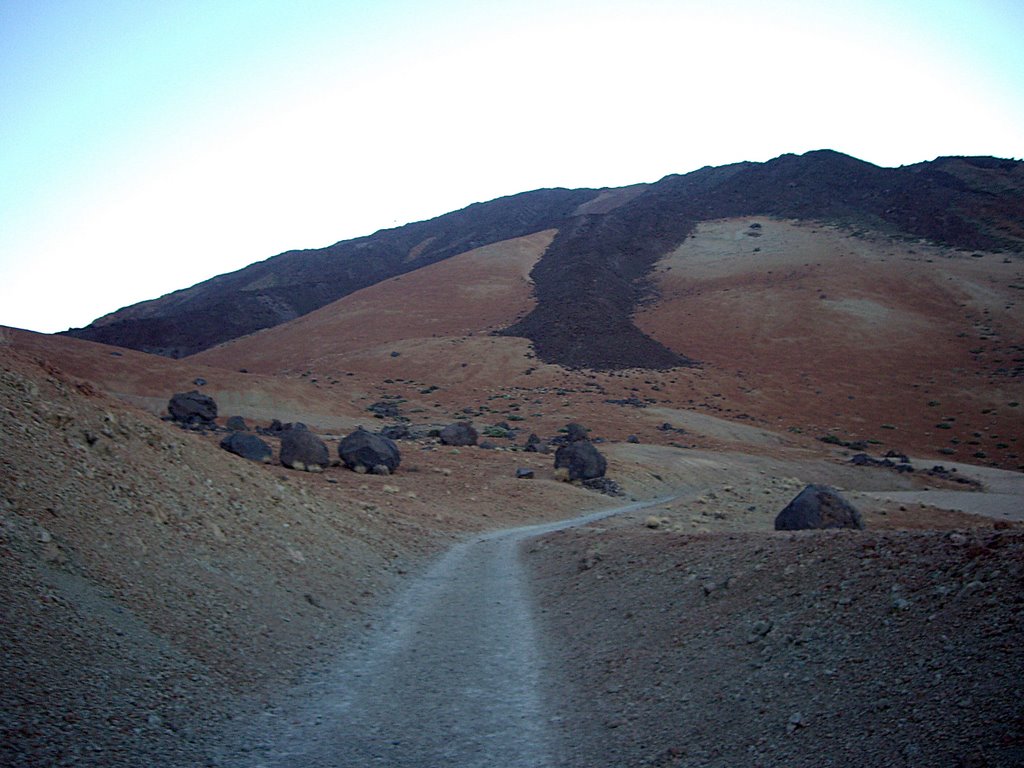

{"left": 516, "top": 468, "right": 535, "bottom": 479}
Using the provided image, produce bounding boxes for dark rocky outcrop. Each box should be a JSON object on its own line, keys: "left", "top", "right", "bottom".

{"left": 63, "top": 188, "right": 596, "bottom": 357}
{"left": 338, "top": 428, "right": 401, "bottom": 475}
{"left": 774, "top": 485, "right": 864, "bottom": 531}
{"left": 554, "top": 441, "right": 608, "bottom": 481}
{"left": 440, "top": 422, "right": 478, "bottom": 447}
{"left": 279, "top": 426, "right": 330, "bottom": 472}
{"left": 167, "top": 391, "right": 217, "bottom": 427}
{"left": 219, "top": 432, "right": 272, "bottom": 463}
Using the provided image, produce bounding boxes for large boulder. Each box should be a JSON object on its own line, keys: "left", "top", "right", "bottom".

{"left": 168, "top": 390, "right": 217, "bottom": 426}
{"left": 554, "top": 440, "right": 607, "bottom": 481}
{"left": 279, "top": 426, "right": 330, "bottom": 472}
{"left": 774, "top": 484, "right": 864, "bottom": 531}
{"left": 219, "top": 432, "right": 272, "bottom": 463}
{"left": 440, "top": 421, "right": 478, "bottom": 446}
{"left": 339, "top": 428, "right": 401, "bottom": 475}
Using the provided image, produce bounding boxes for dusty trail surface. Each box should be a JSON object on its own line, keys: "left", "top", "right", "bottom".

{"left": 221, "top": 499, "right": 667, "bottom": 768}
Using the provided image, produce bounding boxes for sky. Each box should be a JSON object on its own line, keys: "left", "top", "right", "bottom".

{"left": 1, "top": 0, "right": 1022, "bottom": 334}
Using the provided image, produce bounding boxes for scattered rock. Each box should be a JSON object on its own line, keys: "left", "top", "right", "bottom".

{"left": 524, "top": 433, "right": 543, "bottom": 452}
{"left": 774, "top": 484, "right": 864, "bottom": 531}
{"left": 440, "top": 421, "right": 478, "bottom": 446}
{"left": 279, "top": 427, "right": 330, "bottom": 472}
{"left": 167, "top": 390, "right": 217, "bottom": 427}
{"left": 219, "top": 432, "right": 272, "bottom": 463}
{"left": 516, "top": 468, "right": 535, "bottom": 479}
{"left": 583, "top": 477, "right": 624, "bottom": 496}
{"left": 380, "top": 424, "right": 411, "bottom": 441}
{"left": 627, "top": 434, "right": 640, "bottom": 444}
{"left": 338, "top": 428, "right": 401, "bottom": 475}
{"left": 368, "top": 401, "right": 403, "bottom": 420}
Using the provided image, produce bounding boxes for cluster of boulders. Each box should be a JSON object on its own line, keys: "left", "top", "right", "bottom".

{"left": 167, "top": 390, "right": 622, "bottom": 492}
{"left": 166, "top": 391, "right": 402, "bottom": 475}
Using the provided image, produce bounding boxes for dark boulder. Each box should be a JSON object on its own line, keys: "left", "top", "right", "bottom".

{"left": 774, "top": 484, "right": 864, "bottom": 531}
{"left": 280, "top": 428, "right": 330, "bottom": 472}
{"left": 220, "top": 432, "right": 272, "bottom": 463}
{"left": 338, "top": 428, "right": 401, "bottom": 475}
{"left": 225, "top": 415, "right": 248, "bottom": 432}
{"left": 440, "top": 421, "right": 478, "bottom": 446}
{"left": 554, "top": 440, "right": 607, "bottom": 481}
{"left": 168, "top": 390, "right": 217, "bottom": 426}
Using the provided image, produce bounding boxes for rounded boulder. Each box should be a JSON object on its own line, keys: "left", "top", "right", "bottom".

{"left": 440, "top": 421, "right": 478, "bottom": 447}
{"left": 168, "top": 390, "right": 217, "bottom": 426}
{"left": 774, "top": 484, "right": 864, "bottom": 531}
{"left": 554, "top": 440, "right": 607, "bottom": 481}
{"left": 339, "top": 428, "right": 401, "bottom": 474}
{"left": 279, "top": 426, "right": 330, "bottom": 472}
{"left": 219, "top": 432, "right": 272, "bottom": 463}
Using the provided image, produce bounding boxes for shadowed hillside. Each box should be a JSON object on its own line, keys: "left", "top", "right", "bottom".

{"left": 62, "top": 188, "right": 597, "bottom": 357}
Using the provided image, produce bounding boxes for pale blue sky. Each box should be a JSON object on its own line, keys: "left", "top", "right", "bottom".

{"left": 1, "top": 0, "right": 1022, "bottom": 334}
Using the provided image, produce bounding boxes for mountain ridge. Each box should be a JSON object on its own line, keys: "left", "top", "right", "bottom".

{"left": 63, "top": 150, "right": 1024, "bottom": 369}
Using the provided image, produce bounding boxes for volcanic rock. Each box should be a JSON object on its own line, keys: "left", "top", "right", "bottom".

{"left": 279, "top": 427, "right": 330, "bottom": 472}
{"left": 338, "top": 428, "right": 401, "bottom": 475}
{"left": 440, "top": 421, "right": 478, "bottom": 447}
{"left": 774, "top": 484, "right": 864, "bottom": 531}
{"left": 167, "top": 390, "right": 217, "bottom": 427}
{"left": 219, "top": 432, "right": 272, "bottom": 463}
{"left": 565, "top": 423, "right": 590, "bottom": 443}
{"left": 554, "top": 441, "right": 608, "bottom": 481}
{"left": 225, "top": 416, "right": 248, "bottom": 432}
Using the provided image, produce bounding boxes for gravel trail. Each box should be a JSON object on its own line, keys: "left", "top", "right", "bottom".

{"left": 224, "top": 498, "right": 667, "bottom": 768}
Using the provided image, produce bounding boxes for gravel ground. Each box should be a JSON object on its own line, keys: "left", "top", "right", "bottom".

{"left": 4, "top": 341, "right": 1023, "bottom": 767}
{"left": 215, "top": 500, "right": 668, "bottom": 768}
{"left": 527, "top": 524, "right": 1024, "bottom": 768}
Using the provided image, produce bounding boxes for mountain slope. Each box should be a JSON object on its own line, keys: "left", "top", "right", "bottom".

{"left": 63, "top": 151, "right": 1024, "bottom": 369}
{"left": 500, "top": 151, "right": 1024, "bottom": 368}
{"left": 62, "top": 188, "right": 598, "bottom": 357}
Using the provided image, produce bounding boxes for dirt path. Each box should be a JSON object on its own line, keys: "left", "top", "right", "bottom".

{"left": 220, "top": 498, "right": 669, "bottom": 768}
